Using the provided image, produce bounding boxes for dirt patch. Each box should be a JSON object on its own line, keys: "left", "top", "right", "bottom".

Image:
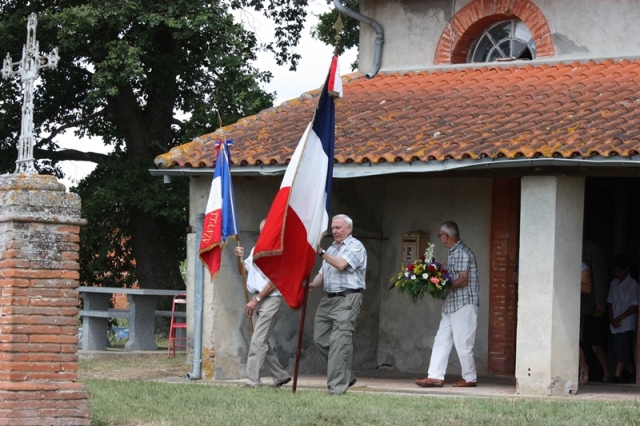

{"left": 79, "top": 351, "right": 190, "bottom": 381}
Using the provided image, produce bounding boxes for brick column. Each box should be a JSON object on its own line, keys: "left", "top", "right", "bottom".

{"left": 0, "top": 174, "right": 90, "bottom": 425}
{"left": 488, "top": 177, "right": 520, "bottom": 376}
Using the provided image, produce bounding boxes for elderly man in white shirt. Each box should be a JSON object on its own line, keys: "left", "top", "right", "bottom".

{"left": 235, "top": 219, "right": 291, "bottom": 389}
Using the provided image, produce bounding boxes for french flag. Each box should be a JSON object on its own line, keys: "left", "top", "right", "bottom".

{"left": 253, "top": 55, "right": 342, "bottom": 309}
{"left": 199, "top": 139, "right": 239, "bottom": 279}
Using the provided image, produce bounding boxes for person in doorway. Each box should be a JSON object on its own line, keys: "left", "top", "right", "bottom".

{"left": 310, "top": 214, "right": 367, "bottom": 395}
{"left": 415, "top": 220, "right": 480, "bottom": 388}
{"left": 234, "top": 219, "right": 291, "bottom": 389}
{"left": 579, "top": 262, "right": 593, "bottom": 385}
{"left": 607, "top": 255, "right": 638, "bottom": 383}
{"left": 582, "top": 239, "right": 611, "bottom": 381}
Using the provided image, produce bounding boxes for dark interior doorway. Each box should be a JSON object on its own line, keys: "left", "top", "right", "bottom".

{"left": 583, "top": 177, "right": 640, "bottom": 383}
{"left": 584, "top": 177, "right": 640, "bottom": 281}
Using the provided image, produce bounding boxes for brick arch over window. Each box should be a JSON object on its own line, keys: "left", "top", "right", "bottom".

{"left": 434, "top": 0, "right": 554, "bottom": 64}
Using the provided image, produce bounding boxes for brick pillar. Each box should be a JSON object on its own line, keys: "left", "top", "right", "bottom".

{"left": 488, "top": 177, "right": 520, "bottom": 376}
{"left": 0, "top": 174, "right": 90, "bottom": 425}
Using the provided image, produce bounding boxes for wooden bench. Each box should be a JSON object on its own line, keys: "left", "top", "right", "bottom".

{"left": 78, "top": 287, "right": 186, "bottom": 351}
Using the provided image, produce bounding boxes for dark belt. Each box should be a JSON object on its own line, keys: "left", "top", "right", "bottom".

{"left": 327, "top": 289, "right": 363, "bottom": 298}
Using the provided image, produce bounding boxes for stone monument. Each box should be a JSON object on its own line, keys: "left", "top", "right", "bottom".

{"left": 0, "top": 13, "right": 90, "bottom": 424}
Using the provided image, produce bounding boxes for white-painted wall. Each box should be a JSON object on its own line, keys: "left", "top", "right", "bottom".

{"left": 186, "top": 174, "right": 493, "bottom": 379}
{"left": 378, "top": 177, "right": 492, "bottom": 376}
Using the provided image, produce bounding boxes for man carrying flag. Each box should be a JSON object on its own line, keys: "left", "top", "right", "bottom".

{"left": 252, "top": 54, "right": 344, "bottom": 393}
{"left": 310, "top": 214, "right": 367, "bottom": 395}
{"left": 253, "top": 54, "right": 342, "bottom": 309}
{"left": 199, "top": 139, "right": 239, "bottom": 278}
{"left": 234, "top": 219, "right": 291, "bottom": 389}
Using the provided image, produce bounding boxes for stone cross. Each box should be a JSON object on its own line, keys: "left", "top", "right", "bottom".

{"left": 2, "top": 13, "right": 59, "bottom": 174}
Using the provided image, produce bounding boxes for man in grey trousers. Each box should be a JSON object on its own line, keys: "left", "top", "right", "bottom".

{"left": 311, "top": 214, "right": 367, "bottom": 395}
{"left": 235, "top": 220, "right": 291, "bottom": 388}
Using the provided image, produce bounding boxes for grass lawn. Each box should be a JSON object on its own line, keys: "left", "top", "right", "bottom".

{"left": 80, "top": 355, "right": 640, "bottom": 426}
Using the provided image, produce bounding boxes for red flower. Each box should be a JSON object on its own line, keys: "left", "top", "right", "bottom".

{"left": 419, "top": 255, "right": 426, "bottom": 261}
{"left": 407, "top": 263, "right": 415, "bottom": 271}
{"left": 442, "top": 268, "right": 448, "bottom": 275}
{"left": 428, "top": 264, "right": 437, "bottom": 272}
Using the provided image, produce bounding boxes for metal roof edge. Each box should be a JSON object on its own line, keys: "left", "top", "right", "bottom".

{"left": 150, "top": 156, "right": 640, "bottom": 179}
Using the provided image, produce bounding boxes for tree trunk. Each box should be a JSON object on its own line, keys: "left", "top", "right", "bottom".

{"left": 128, "top": 207, "right": 185, "bottom": 290}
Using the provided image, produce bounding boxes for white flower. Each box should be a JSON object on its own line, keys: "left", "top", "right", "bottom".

{"left": 411, "top": 275, "right": 417, "bottom": 280}
{"left": 422, "top": 273, "right": 429, "bottom": 280}
{"left": 423, "top": 243, "right": 435, "bottom": 263}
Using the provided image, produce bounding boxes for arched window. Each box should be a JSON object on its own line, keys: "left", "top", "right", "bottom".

{"left": 468, "top": 20, "right": 536, "bottom": 63}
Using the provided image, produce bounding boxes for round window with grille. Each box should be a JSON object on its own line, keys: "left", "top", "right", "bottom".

{"left": 468, "top": 20, "right": 536, "bottom": 63}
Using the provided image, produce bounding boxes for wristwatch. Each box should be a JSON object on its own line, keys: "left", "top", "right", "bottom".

{"left": 255, "top": 295, "right": 261, "bottom": 302}
{"left": 319, "top": 249, "right": 326, "bottom": 257}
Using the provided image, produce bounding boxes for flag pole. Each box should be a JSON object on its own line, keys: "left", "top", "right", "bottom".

{"left": 293, "top": 21, "right": 344, "bottom": 394}
{"left": 292, "top": 274, "right": 311, "bottom": 393}
{"left": 215, "top": 111, "right": 254, "bottom": 334}
{"left": 236, "top": 239, "right": 254, "bottom": 333}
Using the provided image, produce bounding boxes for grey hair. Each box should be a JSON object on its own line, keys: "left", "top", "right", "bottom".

{"left": 333, "top": 214, "right": 353, "bottom": 230}
{"left": 439, "top": 220, "right": 459, "bottom": 237}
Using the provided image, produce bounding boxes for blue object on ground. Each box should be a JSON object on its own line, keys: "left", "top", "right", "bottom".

{"left": 113, "top": 327, "right": 129, "bottom": 340}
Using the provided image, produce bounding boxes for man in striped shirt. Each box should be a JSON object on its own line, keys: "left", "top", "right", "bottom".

{"left": 415, "top": 220, "right": 479, "bottom": 388}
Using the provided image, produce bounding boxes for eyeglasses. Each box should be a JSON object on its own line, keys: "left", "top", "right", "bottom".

{"left": 438, "top": 233, "right": 447, "bottom": 238}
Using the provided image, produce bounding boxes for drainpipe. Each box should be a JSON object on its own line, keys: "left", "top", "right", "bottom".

{"left": 187, "top": 213, "right": 204, "bottom": 380}
{"left": 332, "top": 0, "right": 384, "bottom": 78}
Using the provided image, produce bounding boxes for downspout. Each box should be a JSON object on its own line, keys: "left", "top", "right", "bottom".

{"left": 332, "top": 0, "right": 384, "bottom": 79}
{"left": 187, "top": 213, "right": 204, "bottom": 380}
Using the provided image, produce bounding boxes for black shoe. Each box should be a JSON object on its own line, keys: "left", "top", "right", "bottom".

{"left": 274, "top": 377, "right": 291, "bottom": 388}
{"left": 348, "top": 378, "right": 357, "bottom": 387}
{"left": 625, "top": 371, "right": 636, "bottom": 384}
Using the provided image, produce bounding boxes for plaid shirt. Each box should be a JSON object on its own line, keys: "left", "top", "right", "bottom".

{"left": 321, "top": 235, "right": 367, "bottom": 292}
{"left": 443, "top": 239, "right": 479, "bottom": 314}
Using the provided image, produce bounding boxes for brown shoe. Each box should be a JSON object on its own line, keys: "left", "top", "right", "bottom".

{"left": 452, "top": 379, "right": 477, "bottom": 387}
{"left": 415, "top": 377, "right": 444, "bottom": 387}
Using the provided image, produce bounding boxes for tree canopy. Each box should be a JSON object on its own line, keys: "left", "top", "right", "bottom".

{"left": 312, "top": 0, "right": 359, "bottom": 67}
{"left": 0, "top": 0, "right": 312, "bottom": 290}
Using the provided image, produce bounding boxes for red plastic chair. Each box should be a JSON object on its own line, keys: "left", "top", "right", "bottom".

{"left": 167, "top": 294, "right": 187, "bottom": 357}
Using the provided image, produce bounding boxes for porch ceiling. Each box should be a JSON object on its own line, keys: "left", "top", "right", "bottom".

{"left": 154, "top": 57, "right": 640, "bottom": 174}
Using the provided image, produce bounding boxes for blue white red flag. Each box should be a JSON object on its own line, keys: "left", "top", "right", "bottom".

{"left": 253, "top": 55, "right": 341, "bottom": 309}
{"left": 199, "top": 139, "right": 239, "bottom": 279}
{"left": 327, "top": 55, "right": 343, "bottom": 97}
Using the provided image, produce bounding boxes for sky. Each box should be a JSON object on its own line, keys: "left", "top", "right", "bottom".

{"left": 55, "top": 1, "right": 358, "bottom": 189}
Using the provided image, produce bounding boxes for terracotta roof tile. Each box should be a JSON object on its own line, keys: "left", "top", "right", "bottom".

{"left": 155, "top": 59, "right": 640, "bottom": 171}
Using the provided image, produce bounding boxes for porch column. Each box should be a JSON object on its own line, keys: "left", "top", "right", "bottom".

{"left": 515, "top": 176, "right": 585, "bottom": 396}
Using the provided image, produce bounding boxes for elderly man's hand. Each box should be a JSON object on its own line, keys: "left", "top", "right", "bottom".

{"left": 245, "top": 298, "right": 258, "bottom": 317}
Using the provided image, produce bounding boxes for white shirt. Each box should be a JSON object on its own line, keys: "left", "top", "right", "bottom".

{"left": 244, "top": 249, "right": 281, "bottom": 297}
{"left": 607, "top": 274, "right": 638, "bottom": 334}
